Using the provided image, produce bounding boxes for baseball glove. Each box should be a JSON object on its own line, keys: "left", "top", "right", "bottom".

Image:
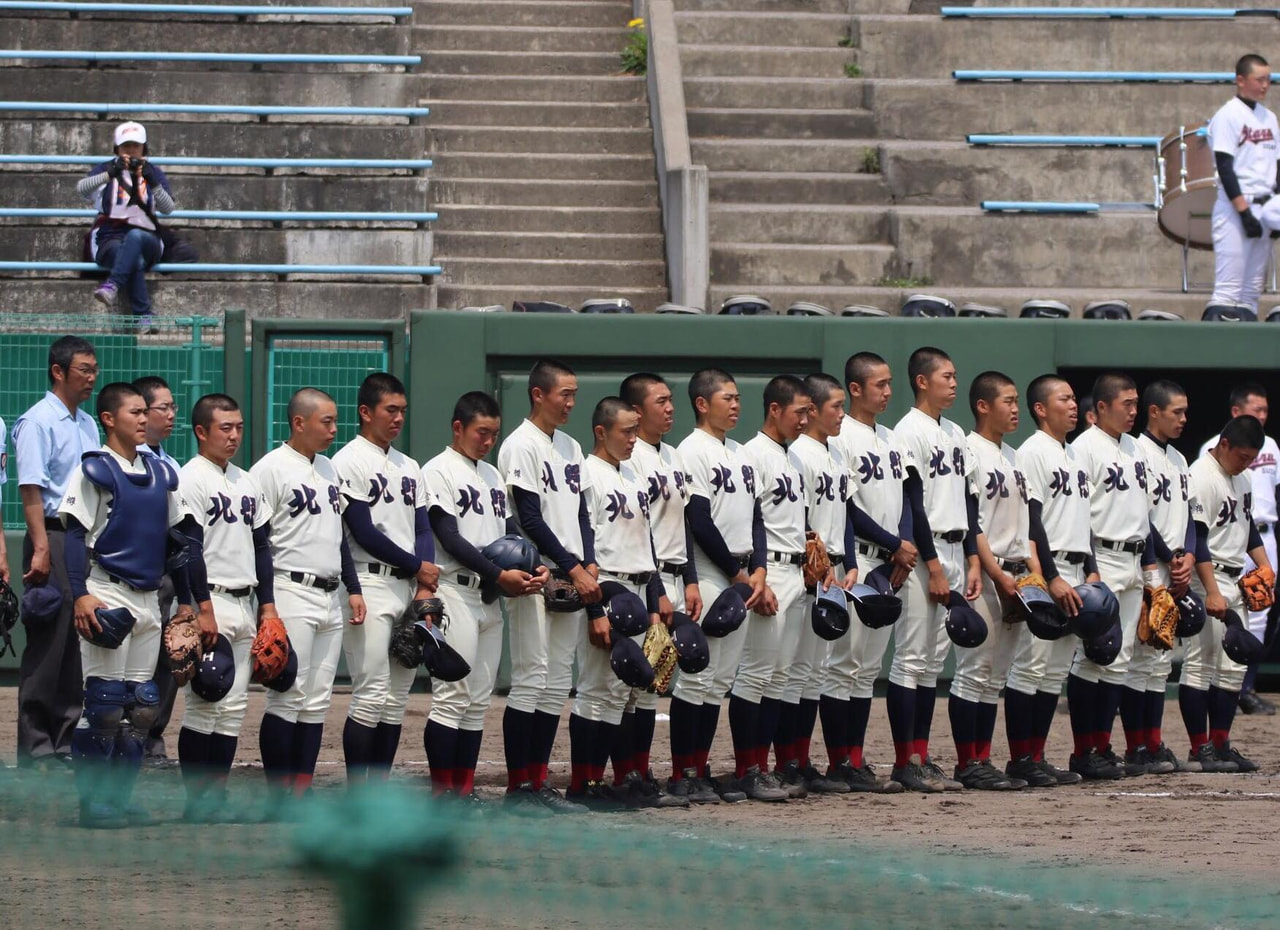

{"left": 1240, "top": 565, "right": 1276, "bottom": 612}
{"left": 642, "top": 622, "right": 678, "bottom": 694}
{"left": 1137, "top": 584, "right": 1179, "bottom": 651}
{"left": 250, "top": 615, "right": 291, "bottom": 684}
{"left": 164, "top": 613, "right": 203, "bottom": 686}
{"left": 542, "top": 571, "right": 584, "bottom": 613}
{"left": 388, "top": 610, "right": 424, "bottom": 669}
{"left": 1003, "top": 572, "right": 1048, "bottom": 623}
{"left": 803, "top": 531, "right": 833, "bottom": 588}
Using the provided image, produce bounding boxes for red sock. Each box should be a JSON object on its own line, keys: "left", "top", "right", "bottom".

{"left": 1030, "top": 735, "right": 1047, "bottom": 761}
{"left": 532, "top": 762, "right": 548, "bottom": 789}
{"left": 430, "top": 767, "right": 454, "bottom": 796}
{"left": 1124, "top": 729, "right": 1146, "bottom": 754}
{"left": 1189, "top": 731, "right": 1209, "bottom": 752}
{"left": 1094, "top": 735, "right": 1111, "bottom": 755}
{"left": 1209, "top": 728, "right": 1230, "bottom": 749}
{"left": 1008, "top": 737, "right": 1030, "bottom": 759}
{"left": 455, "top": 768, "right": 476, "bottom": 796}
{"left": 913, "top": 738, "right": 929, "bottom": 761}
{"left": 569, "top": 763, "right": 590, "bottom": 793}
{"left": 292, "top": 773, "right": 313, "bottom": 796}
{"left": 734, "top": 748, "right": 754, "bottom": 779}
{"left": 757, "top": 744, "right": 772, "bottom": 772}
{"left": 694, "top": 749, "right": 710, "bottom": 777}
{"left": 954, "top": 741, "right": 976, "bottom": 768}
{"left": 1073, "top": 733, "right": 1094, "bottom": 757}
{"left": 894, "top": 741, "right": 913, "bottom": 768}
{"left": 975, "top": 738, "right": 992, "bottom": 761}
{"left": 1146, "top": 726, "right": 1163, "bottom": 754}
{"left": 797, "top": 737, "right": 812, "bottom": 769}
{"left": 506, "top": 766, "right": 528, "bottom": 792}
{"left": 848, "top": 746, "right": 864, "bottom": 769}
{"left": 635, "top": 750, "right": 651, "bottom": 776}
{"left": 672, "top": 753, "right": 692, "bottom": 776}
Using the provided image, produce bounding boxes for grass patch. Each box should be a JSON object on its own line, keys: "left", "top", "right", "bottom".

{"left": 844, "top": 61, "right": 862, "bottom": 78}
{"left": 621, "top": 19, "right": 647, "bottom": 75}
{"left": 838, "top": 34, "right": 855, "bottom": 48}
{"left": 860, "top": 147, "right": 880, "bottom": 174}
{"left": 876, "top": 275, "right": 935, "bottom": 288}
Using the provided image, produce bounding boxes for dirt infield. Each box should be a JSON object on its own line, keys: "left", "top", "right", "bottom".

{"left": 4, "top": 682, "right": 1280, "bottom": 891}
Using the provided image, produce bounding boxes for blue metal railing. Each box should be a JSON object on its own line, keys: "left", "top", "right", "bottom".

{"left": 982, "top": 201, "right": 1101, "bottom": 213}
{"left": 955, "top": 70, "right": 1280, "bottom": 82}
{"left": 941, "top": 6, "right": 1243, "bottom": 18}
{"left": 0, "top": 154, "right": 433, "bottom": 168}
{"left": 0, "top": 208, "right": 436, "bottom": 222}
{"left": 967, "top": 134, "right": 1165, "bottom": 147}
{"left": 0, "top": 260, "right": 441, "bottom": 275}
{"left": 0, "top": 49, "right": 420, "bottom": 65}
{"left": 0, "top": 1, "right": 412, "bottom": 15}
{"left": 0, "top": 100, "right": 429, "bottom": 117}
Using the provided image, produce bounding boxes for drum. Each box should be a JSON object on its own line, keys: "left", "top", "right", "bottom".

{"left": 1155, "top": 124, "right": 1215, "bottom": 250}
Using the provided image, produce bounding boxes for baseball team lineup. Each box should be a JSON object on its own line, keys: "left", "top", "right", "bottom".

{"left": 5, "top": 336, "right": 1280, "bottom": 828}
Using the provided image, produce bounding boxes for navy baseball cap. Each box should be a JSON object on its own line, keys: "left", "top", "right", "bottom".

{"left": 671, "top": 612, "right": 710, "bottom": 673}
{"left": 610, "top": 636, "right": 655, "bottom": 688}
{"left": 264, "top": 643, "right": 299, "bottom": 694}
{"left": 944, "top": 592, "right": 987, "bottom": 648}
{"left": 701, "top": 582, "right": 752, "bottom": 637}
{"left": 22, "top": 583, "right": 63, "bottom": 621}
{"left": 191, "top": 633, "right": 235, "bottom": 703}
{"left": 1222, "top": 610, "right": 1264, "bottom": 665}
{"left": 599, "top": 581, "right": 649, "bottom": 637}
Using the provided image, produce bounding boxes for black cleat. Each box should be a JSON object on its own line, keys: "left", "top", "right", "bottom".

{"left": 537, "top": 784, "right": 590, "bottom": 814}
{"left": 738, "top": 766, "right": 790, "bottom": 802}
{"left": 704, "top": 772, "right": 748, "bottom": 804}
{"left": 1006, "top": 755, "right": 1056, "bottom": 788}
{"left": 1238, "top": 690, "right": 1276, "bottom": 716}
{"left": 668, "top": 768, "right": 720, "bottom": 804}
{"left": 802, "top": 764, "right": 851, "bottom": 794}
{"left": 1189, "top": 743, "right": 1236, "bottom": 773}
{"left": 891, "top": 761, "right": 944, "bottom": 793}
{"left": 503, "top": 782, "right": 553, "bottom": 817}
{"left": 922, "top": 757, "right": 964, "bottom": 791}
{"left": 1216, "top": 742, "right": 1259, "bottom": 773}
{"left": 566, "top": 780, "right": 628, "bottom": 813}
{"left": 955, "top": 759, "right": 1018, "bottom": 790}
{"left": 1069, "top": 750, "right": 1123, "bottom": 780}
{"left": 1035, "top": 758, "right": 1083, "bottom": 785}
{"left": 641, "top": 769, "right": 689, "bottom": 808}
{"left": 1149, "top": 742, "right": 1197, "bottom": 773}
{"left": 773, "top": 762, "right": 809, "bottom": 799}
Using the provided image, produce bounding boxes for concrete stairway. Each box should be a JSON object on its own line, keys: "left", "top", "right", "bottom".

{"left": 418, "top": 0, "right": 668, "bottom": 310}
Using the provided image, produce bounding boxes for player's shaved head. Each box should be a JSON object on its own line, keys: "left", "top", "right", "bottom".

{"left": 592, "top": 395, "right": 634, "bottom": 432}
{"left": 1229, "top": 382, "right": 1267, "bottom": 409}
{"left": 1238, "top": 53, "right": 1268, "bottom": 77}
{"left": 803, "top": 373, "right": 842, "bottom": 408}
{"left": 968, "top": 370, "right": 1015, "bottom": 418}
{"left": 528, "top": 358, "right": 576, "bottom": 406}
{"left": 1026, "top": 374, "right": 1068, "bottom": 425}
{"left": 192, "top": 393, "right": 240, "bottom": 432}
{"left": 96, "top": 381, "right": 142, "bottom": 421}
{"left": 1221, "top": 413, "right": 1265, "bottom": 450}
{"left": 762, "top": 374, "right": 808, "bottom": 416}
{"left": 287, "top": 387, "right": 335, "bottom": 422}
{"left": 619, "top": 372, "right": 666, "bottom": 409}
{"left": 452, "top": 390, "right": 500, "bottom": 427}
{"left": 357, "top": 372, "right": 406, "bottom": 411}
{"left": 907, "top": 346, "right": 952, "bottom": 396}
{"left": 1142, "top": 379, "right": 1186, "bottom": 413}
{"left": 1091, "top": 372, "right": 1136, "bottom": 409}
{"left": 688, "top": 367, "right": 735, "bottom": 413}
{"left": 844, "top": 351, "right": 886, "bottom": 389}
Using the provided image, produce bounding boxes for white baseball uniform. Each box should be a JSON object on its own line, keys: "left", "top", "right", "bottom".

{"left": 893, "top": 407, "right": 973, "bottom": 689}
{"left": 1135, "top": 432, "right": 1192, "bottom": 693}
{"left": 333, "top": 434, "right": 427, "bottom": 729}
{"left": 1181, "top": 454, "right": 1254, "bottom": 692}
{"left": 670, "top": 427, "right": 757, "bottom": 707}
{"left": 178, "top": 453, "right": 269, "bottom": 737}
{"left": 497, "top": 418, "right": 590, "bottom": 716}
{"left": 736, "top": 432, "right": 807, "bottom": 705}
{"left": 788, "top": 432, "right": 850, "bottom": 704}
{"left": 0, "top": 416, "right": 8, "bottom": 510}
{"left": 1199, "top": 433, "right": 1279, "bottom": 640}
{"left": 1069, "top": 426, "right": 1151, "bottom": 686}
{"left": 251, "top": 442, "right": 347, "bottom": 725}
{"left": 60, "top": 446, "right": 188, "bottom": 684}
{"left": 1209, "top": 95, "right": 1279, "bottom": 310}
{"left": 1007, "top": 430, "right": 1092, "bottom": 697}
{"left": 827, "top": 414, "right": 911, "bottom": 701}
{"left": 577, "top": 454, "right": 656, "bottom": 724}
{"left": 422, "top": 445, "right": 511, "bottom": 732}
{"left": 951, "top": 432, "right": 1030, "bottom": 706}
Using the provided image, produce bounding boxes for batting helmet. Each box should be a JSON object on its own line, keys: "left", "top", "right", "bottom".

{"left": 264, "top": 643, "right": 299, "bottom": 694}
{"left": 191, "top": 633, "right": 235, "bottom": 703}
{"left": 420, "top": 622, "right": 471, "bottom": 682}
{"left": 1222, "top": 610, "right": 1265, "bottom": 665}
{"left": 811, "top": 584, "right": 851, "bottom": 641}
{"left": 701, "top": 582, "right": 752, "bottom": 637}
{"left": 1071, "top": 582, "right": 1120, "bottom": 640}
{"left": 599, "top": 581, "right": 649, "bottom": 637}
{"left": 1082, "top": 616, "right": 1122, "bottom": 666}
{"left": 610, "top": 636, "right": 655, "bottom": 688}
{"left": 91, "top": 606, "right": 137, "bottom": 650}
{"left": 864, "top": 563, "right": 902, "bottom": 594}
{"left": 671, "top": 612, "right": 709, "bottom": 673}
{"left": 944, "top": 592, "right": 987, "bottom": 648}
{"left": 1174, "top": 589, "right": 1207, "bottom": 638}
{"left": 479, "top": 534, "right": 541, "bottom": 604}
{"left": 0, "top": 579, "right": 17, "bottom": 658}
{"left": 1012, "top": 579, "right": 1066, "bottom": 632}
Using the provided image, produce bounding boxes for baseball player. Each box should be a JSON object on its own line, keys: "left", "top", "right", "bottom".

{"left": 824, "top": 352, "right": 914, "bottom": 794}
{"left": 1209, "top": 54, "right": 1279, "bottom": 313}
{"left": 669, "top": 367, "right": 769, "bottom": 804}
{"left": 175, "top": 393, "right": 277, "bottom": 820}
{"left": 620, "top": 372, "right": 701, "bottom": 801}
{"left": 333, "top": 373, "right": 439, "bottom": 783}
{"left": 730, "top": 375, "right": 811, "bottom": 802}
{"left": 251, "top": 388, "right": 365, "bottom": 809}
{"left": 1197, "top": 383, "right": 1279, "bottom": 715}
{"left": 1131, "top": 381, "right": 1197, "bottom": 774}
{"left": 496, "top": 359, "right": 600, "bottom": 814}
{"left": 1065, "top": 374, "right": 1152, "bottom": 780}
{"left": 59, "top": 381, "right": 193, "bottom": 827}
{"left": 422, "top": 391, "right": 546, "bottom": 803}
{"left": 1180, "top": 415, "right": 1272, "bottom": 771}
{"left": 570, "top": 397, "right": 668, "bottom": 810}
{"left": 1004, "top": 375, "right": 1091, "bottom": 788}
{"left": 951, "top": 371, "right": 1036, "bottom": 791}
{"left": 780, "top": 373, "right": 858, "bottom": 795}
{"left": 891, "top": 347, "right": 982, "bottom": 792}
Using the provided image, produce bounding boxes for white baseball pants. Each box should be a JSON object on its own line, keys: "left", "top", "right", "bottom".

{"left": 429, "top": 578, "right": 507, "bottom": 731}
{"left": 1006, "top": 561, "right": 1084, "bottom": 697}
{"left": 1070, "top": 547, "right": 1142, "bottom": 686}
{"left": 181, "top": 589, "right": 255, "bottom": 737}
{"left": 890, "top": 539, "right": 964, "bottom": 690}
{"left": 265, "top": 576, "right": 344, "bottom": 725}
{"left": 1179, "top": 569, "right": 1248, "bottom": 692}
{"left": 343, "top": 572, "right": 416, "bottom": 727}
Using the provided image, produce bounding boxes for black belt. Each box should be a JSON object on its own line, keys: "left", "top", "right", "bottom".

{"left": 733, "top": 553, "right": 752, "bottom": 570}
{"left": 1258, "top": 523, "right": 1272, "bottom": 535}
{"left": 43, "top": 517, "right": 64, "bottom": 532}
{"left": 453, "top": 572, "right": 483, "bottom": 591}
{"left": 90, "top": 559, "right": 157, "bottom": 593}
{"left": 1097, "top": 538, "right": 1145, "bottom": 555}
{"left": 367, "top": 562, "right": 414, "bottom": 580}
{"left": 933, "top": 530, "right": 965, "bottom": 544}
{"left": 210, "top": 584, "right": 252, "bottom": 598}
{"left": 1213, "top": 562, "right": 1243, "bottom": 578}
{"left": 606, "top": 570, "right": 654, "bottom": 586}
{"left": 1000, "top": 559, "right": 1028, "bottom": 575}
{"left": 288, "top": 571, "right": 340, "bottom": 592}
{"left": 857, "top": 542, "right": 893, "bottom": 563}
{"left": 658, "top": 561, "right": 687, "bottom": 576}
{"left": 768, "top": 551, "right": 804, "bottom": 566}
{"left": 1053, "top": 550, "right": 1088, "bottom": 565}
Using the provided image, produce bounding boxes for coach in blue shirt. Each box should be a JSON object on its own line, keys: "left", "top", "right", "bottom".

{"left": 12, "top": 336, "right": 100, "bottom": 770}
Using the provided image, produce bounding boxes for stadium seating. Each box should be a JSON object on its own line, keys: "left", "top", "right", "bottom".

{"left": 0, "top": 260, "right": 441, "bottom": 276}
{"left": 955, "top": 70, "right": 1277, "bottom": 82}
{"left": 967, "top": 135, "right": 1163, "bottom": 147}
{"left": 982, "top": 202, "right": 1102, "bottom": 213}
{"left": 0, "top": 155, "right": 431, "bottom": 170}
{"left": 941, "top": 7, "right": 1241, "bottom": 19}
{"left": 0, "top": 208, "right": 436, "bottom": 224}
{"left": 0, "top": 50, "right": 419, "bottom": 67}
{"left": 0, "top": 1, "right": 412, "bottom": 17}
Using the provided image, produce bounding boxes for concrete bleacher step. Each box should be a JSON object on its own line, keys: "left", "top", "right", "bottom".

{"left": 710, "top": 203, "right": 889, "bottom": 245}
{"left": 422, "top": 100, "right": 648, "bottom": 128}
{"left": 854, "top": 15, "right": 1280, "bottom": 77}
{"left": 432, "top": 231, "right": 663, "bottom": 261}
{"left": 430, "top": 205, "right": 662, "bottom": 234}
{"left": 423, "top": 74, "right": 645, "bottom": 104}
{"left": 0, "top": 279, "right": 434, "bottom": 318}
{"left": 415, "top": 0, "right": 631, "bottom": 27}
{"left": 692, "top": 137, "right": 881, "bottom": 173}
{"left": 972, "top": 0, "right": 1274, "bottom": 7}
{"left": 426, "top": 125, "right": 651, "bottom": 155}
{"left": 712, "top": 243, "right": 897, "bottom": 287}
{"left": 433, "top": 284, "right": 666, "bottom": 312}
{"left": 679, "top": 44, "right": 856, "bottom": 78}
{"left": 423, "top": 49, "right": 622, "bottom": 77}
{"left": 414, "top": 24, "right": 626, "bottom": 53}
{"left": 709, "top": 170, "right": 889, "bottom": 204}
{"left": 688, "top": 106, "right": 877, "bottom": 138}
{"left": 440, "top": 257, "right": 665, "bottom": 287}
{"left": 431, "top": 177, "right": 657, "bottom": 208}
{"left": 683, "top": 76, "right": 866, "bottom": 110}
{"left": 429, "top": 152, "right": 654, "bottom": 181}
{"left": 675, "top": 11, "right": 853, "bottom": 46}
{"left": 678, "top": 0, "right": 909, "bottom": 10}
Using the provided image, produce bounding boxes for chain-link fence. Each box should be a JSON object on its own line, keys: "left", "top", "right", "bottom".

{"left": 264, "top": 333, "right": 391, "bottom": 451}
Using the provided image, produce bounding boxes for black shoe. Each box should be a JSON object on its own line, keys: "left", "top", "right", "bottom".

{"left": 836, "top": 761, "right": 905, "bottom": 794}
{"left": 1189, "top": 743, "right": 1236, "bottom": 773}
{"left": 641, "top": 769, "right": 689, "bottom": 808}
{"left": 1135, "top": 745, "right": 1175, "bottom": 775}
{"left": 1238, "top": 690, "right": 1276, "bottom": 716}
{"left": 78, "top": 801, "right": 129, "bottom": 830}
{"left": 1069, "top": 750, "right": 1123, "bottom": 780}
{"left": 1216, "top": 742, "right": 1259, "bottom": 773}
{"left": 802, "top": 764, "right": 851, "bottom": 794}
{"left": 1149, "top": 742, "right": 1196, "bottom": 773}
{"left": 738, "top": 766, "right": 789, "bottom": 802}
{"left": 891, "top": 761, "right": 943, "bottom": 793}
{"left": 1006, "top": 755, "right": 1056, "bottom": 788}
{"left": 503, "top": 782, "right": 553, "bottom": 817}
{"left": 1122, "top": 746, "right": 1153, "bottom": 777}
{"left": 1255, "top": 693, "right": 1277, "bottom": 713}
{"left": 704, "top": 770, "right": 748, "bottom": 803}
{"left": 1097, "top": 746, "right": 1133, "bottom": 777}
{"left": 536, "top": 784, "right": 589, "bottom": 814}
{"left": 955, "top": 759, "right": 1017, "bottom": 790}
{"left": 773, "top": 762, "right": 809, "bottom": 799}
{"left": 669, "top": 768, "right": 720, "bottom": 804}
{"left": 1035, "top": 758, "right": 1084, "bottom": 785}
{"left": 566, "top": 780, "right": 628, "bottom": 813}
{"left": 922, "top": 757, "right": 964, "bottom": 791}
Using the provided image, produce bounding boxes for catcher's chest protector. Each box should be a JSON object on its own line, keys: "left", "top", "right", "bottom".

{"left": 81, "top": 451, "right": 177, "bottom": 591}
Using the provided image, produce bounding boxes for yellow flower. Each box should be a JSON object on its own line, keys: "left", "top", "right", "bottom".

{"left": 627, "top": 18, "right": 644, "bottom": 28}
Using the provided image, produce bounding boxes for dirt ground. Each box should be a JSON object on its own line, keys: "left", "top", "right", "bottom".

{"left": 4, "top": 685, "right": 1280, "bottom": 929}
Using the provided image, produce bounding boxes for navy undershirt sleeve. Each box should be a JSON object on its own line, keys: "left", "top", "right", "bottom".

{"left": 414, "top": 505, "right": 434, "bottom": 564}
{"left": 646, "top": 573, "right": 663, "bottom": 613}
{"left": 1248, "top": 520, "right": 1264, "bottom": 552}
{"left": 340, "top": 538, "right": 362, "bottom": 595}
{"left": 179, "top": 516, "right": 208, "bottom": 605}
{"left": 253, "top": 523, "right": 275, "bottom": 605}
{"left": 1182, "top": 508, "right": 1196, "bottom": 555}
{"left": 1027, "top": 499, "right": 1059, "bottom": 582}
{"left": 1084, "top": 552, "right": 1098, "bottom": 578}
{"left": 65, "top": 517, "right": 90, "bottom": 599}
{"left": 964, "top": 491, "right": 980, "bottom": 558}
{"left": 686, "top": 495, "right": 741, "bottom": 581}
{"left": 750, "top": 499, "right": 767, "bottom": 573}
{"left": 1194, "top": 520, "right": 1211, "bottom": 563}
{"left": 428, "top": 507, "right": 502, "bottom": 581}
{"left": 343, "top": 500, "right": 420, "bottom": 575}
{"left": 579, "top": 494, "right": 596, "bottom": 567}
{"left": 681, "top": 522, "right": 698, "bottom": 586}
{"left": 512, "top": 487, "right": 580, "bottom": 575}
{"left": 904, "top": 470, "right": 938, "bottom": 562}
{"left": 843, "top": 513, "right": 859, "bottom": 571}
{"left": 1149, "top": 521, "right": 1173, "bottom": 565}
{"left": 847, "top": 497, "right": 900, "bottom": 553}
{"left": 1216, "top": 151, "right": 1244, "bottom": 202}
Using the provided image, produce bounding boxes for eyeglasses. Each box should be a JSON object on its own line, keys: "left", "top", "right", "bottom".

{"left": 149, "top": 402, "right": 179, "bottom": 414}
{"left": 71, "top": 365, "right": 100, "bottom": 376}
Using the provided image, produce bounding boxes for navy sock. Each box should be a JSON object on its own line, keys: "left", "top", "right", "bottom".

{"left": 595, "top": 721, "right": 618, "bottom": 772}
{"left": 669, "top": 697, "right": 700, "bottom": 769}
{"left": 612, "top": 711, "right": 637, "bottom": 776}
{"left": 177, "top": 727, "right": 212, "bottom": 790}
{"left": 502, "top": 706, "right": 534, "bottom": 784}
{"left": 457, "top": 728, "right": 483, "bottom": 773}
{"left": 1207, "top": 685, "right": 1238, "bottom": 742}
{"left": 632, "top": 707, "right": 656, "bottom": 765}
{"left": 697, "top": 701, "right": 721, "bottom": 754}
{"left": 531, "top": 710, "right": 561, "bottom": 766}
{"left": 1119, "top": 686, "right": 1146, "bottom": 751}
{"left": 1096, "top": 682, "right": 1122, "bottom": 750}
{"left": 771, "top": 699, "right": 795, "bottom": 765}
{"left": 757, "top": 696, "right": 782, "bottom": 765}
{"left": 207, "top": 733, "right": 238, "bottom": 776}
{"left": 1032, "top": 689, "right": 1060, "bottom": 742}
{"left": 1243, "top": 662, "right": 1258, "bottom": 694}
{"left": 848, "top": 696, "right": 872, "bottom": 761}
{"left": 796, "top": 698, "right": 820, "bottom": 744}
{"left": 728, "top": 694, "right": 759, "bottom": 760}
{"left": 976, "top": 701, "right": 998, "bottom": 754}
{"left": 259, "top": 713, "right": 295, "bottom": 781}
{"left": 424, "top": 719, "right": 459, "bottom": 788}
{"left": 292, "top": 722, "right": 324, "bottom": 779}
{"left": 948, "top": 694, "right": 979, "bottom": 766}
{"left": 1145, "top": 689, "right": 1166, "bottom": 736}
{"left": 342, "top": 718, "right": 378, "bottom": 780}
{"left": 1004, "top": 688, "right": 1035, "bottom": 757}
{"left": 885, "top": 682, "right": 917, "bottom": 764}
{"left": 1178, "top": 685, "right": 1209, "bottom": 747}
{"left": 819, "top": 695, "right": 850, "bottom": 763}
{"left": 371, "top": 722, "right": 402, "bottom": 769}
{"left": 567, "top": 714, "right": 598, "bottom": 791}
{"left": 1066, "top": 674, "right": 1097, "bottom": 744}
{"left": 914, "top": 684, "right": 937, "bottom": 751}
